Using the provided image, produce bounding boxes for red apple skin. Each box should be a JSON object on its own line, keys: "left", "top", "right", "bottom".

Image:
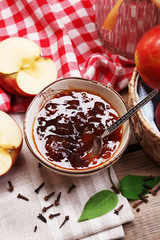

{"left": 0, "top": 73, "right": 34, "bottom": 97}
{"left": 135, "top": 25, "right": 160, "bottom": 90}
{"left": 155, "top": 101, "right": 160, "bottom": 131}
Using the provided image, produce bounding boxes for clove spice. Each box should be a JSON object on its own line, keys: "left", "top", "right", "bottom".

{"left": 138, "top": 194, "right": 148, "bottom": 203}
{"left": 143, "top": 175, "right": 154, "bottom": 181}
{"left": 133, "top": 196, "right": 149, "bottom": 208}
{"left": 136, "top": 208, "right": 140, "bottom": 213}
{"left": 38, "top": 163, "right": 41, "bottom": 168}
{"left": 44, "top": 191, "right": 55, "bottom": 201}
{"left": 35, "top": 182, "right": 45, "bottom": 193}
{"left": 55, "top": 192, "right": 61, "bottom": 206}
{"left": 17, "top": 193, "right": 29, "bottom": 201}
{"left": 37, "top": 214, "right": 47, "bottom": 223}
{"left": 8, "top": 180, "right": 14, "bottom": 192}
{"left": 34, "top": 225, "right": 37, "bottom": 232}
{"left": 49, "top": 213, "right": 60, "bottom": 219}
{"left": 111, "top": 185, "right": 120, "bottom": 194}
{"left": 137, "top": 188, "right": 148, "bottom": 203}
{"left": 139, "top": 188, "right": 147, "bottom": 196}
{"left": 59, "top": 215, "right": 69, "bottom": 228}
{"left": 143, "top": 183, "right": 152, "bottom": 190}
{"left": 68, "top": 183, "right": 76, "bottom": 193}
{"left": 149, "top": 182, "right": 160, "bottom": 196}
{"left": 42, "top": 203, "right": 54, "bottom": 212}
{"left": 114, "top": 204, "right": 124, "bottom": 215}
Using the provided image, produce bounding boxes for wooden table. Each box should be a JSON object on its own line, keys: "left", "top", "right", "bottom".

{"left": 114, "top": 89, "right": 160, "bottom": 240}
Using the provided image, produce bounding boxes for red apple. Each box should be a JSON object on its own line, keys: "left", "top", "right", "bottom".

{"left": 155, "top": 101, "right": 160, "bottom": 131}
{"left": 0, "top": 37, "right": 57, "bottom": 96}
{"left": 135, "top": 25, "right": 160, "bottom": 90}
{"left": 0, "top": 111, "right": 23, "bottom": 176}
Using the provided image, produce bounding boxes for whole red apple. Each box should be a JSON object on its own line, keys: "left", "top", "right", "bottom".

{"left": 135, "top": 25, "right": 160, "bottom": 90}
{"left": 155, "top": 101, "right": 160, "bottom": 131}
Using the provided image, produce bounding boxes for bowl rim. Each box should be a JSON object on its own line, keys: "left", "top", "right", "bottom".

{"left": 23, "top": 77, "right": 131, "bottom": 176}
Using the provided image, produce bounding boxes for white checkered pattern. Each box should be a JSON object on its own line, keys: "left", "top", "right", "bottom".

{"left": 0, "top": 0, "right": 135, "bottom": 112}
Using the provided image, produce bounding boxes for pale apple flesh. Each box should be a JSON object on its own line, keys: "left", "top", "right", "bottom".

{"left": 0, "top": 111, "right": 23, "bottom": 176}
{"left": 0, "top": 57, "right": 57, "bottom": 96}
{"left": 0, "top": 150, "right": 12, "bottom": 176}
{"left": 0, "top": 37, "right": 41, "bottom": 74}
{"left": 0, "top": 37, "right": 57, "bottom": 97}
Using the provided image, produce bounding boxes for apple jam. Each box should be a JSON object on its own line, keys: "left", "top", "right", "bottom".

{"left": 33, "top": 89, "right": 122, "bottom": 170}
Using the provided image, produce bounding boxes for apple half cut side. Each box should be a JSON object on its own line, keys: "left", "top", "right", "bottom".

{"left": 0, "top": 111, "right": 23, "bottom": 176}
{"left": 0, "top": 37, "right": 57, "bottom": 97}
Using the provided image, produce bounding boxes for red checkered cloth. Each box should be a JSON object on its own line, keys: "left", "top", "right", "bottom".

{"left": 0, "top": 0, "right": 135, "bottom": 113}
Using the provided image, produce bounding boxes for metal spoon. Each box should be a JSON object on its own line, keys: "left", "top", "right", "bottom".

{"left": 91, "top": 88, "right": 159, "bottom": 157}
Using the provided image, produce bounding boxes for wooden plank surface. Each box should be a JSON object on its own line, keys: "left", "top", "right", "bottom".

{"left": 114, "top": 88, "right": 160, "bottom": 240}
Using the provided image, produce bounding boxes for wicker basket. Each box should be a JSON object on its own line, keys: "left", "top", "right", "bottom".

{"left": 128, "top": 68, "right": 160, "bottom": 166}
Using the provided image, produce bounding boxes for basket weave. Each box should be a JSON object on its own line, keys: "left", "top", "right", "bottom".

{"left": 128, "top": 68, "right": 160, "bottom": 166}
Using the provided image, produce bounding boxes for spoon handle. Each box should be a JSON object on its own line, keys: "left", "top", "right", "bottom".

{"left": 102, "top": 89, "right": 159, "bottom": 138}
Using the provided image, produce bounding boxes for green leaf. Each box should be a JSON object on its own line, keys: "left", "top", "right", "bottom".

{"left": 78, "top": 190, "right": 118, "bottom": 222}
{"left": 120, "top": 175, "right": 160, "bottom": 200}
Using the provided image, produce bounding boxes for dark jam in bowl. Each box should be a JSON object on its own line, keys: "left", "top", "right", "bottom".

{"left": 33, "top": 90, "right": 122, "bottom": 170}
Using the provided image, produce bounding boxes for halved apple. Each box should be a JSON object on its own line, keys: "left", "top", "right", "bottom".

{"left": 0, "top": 111, "right": 23, "bottom": 176}
{"left": 0, "top": 37, "right": 57, "bottom": 96}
